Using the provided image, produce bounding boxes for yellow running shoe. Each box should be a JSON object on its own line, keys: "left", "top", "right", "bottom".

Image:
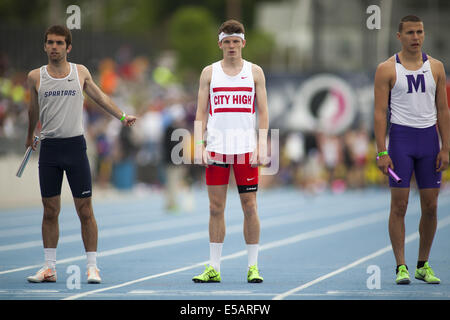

{"left": 395, "top": 265, "right": 410, "bottom": 285}
{"left": 415, "top": 262, "right": 440, "bottom": 284}
{"left": 192, "top": 265, "right": 221, "bottom": 283}
{"left": 247, "top": 265, "right": 263, "bottom": 283}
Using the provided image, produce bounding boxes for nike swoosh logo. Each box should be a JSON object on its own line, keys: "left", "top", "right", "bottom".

{"left": 247, "top": 177, "right": 255, "bottom": 181}
{"left": 423, "top": 70, "right": 429, "bottom": 73}
{"left": 241, "top": 76, "right": 248, "bottom": 79}
{"left": 68, "top": 79, "right": 75, "bottom": 81}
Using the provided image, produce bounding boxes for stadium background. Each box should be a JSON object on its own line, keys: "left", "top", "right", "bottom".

{"left": 0, "top": 0, "right": 449, "bottom": 208}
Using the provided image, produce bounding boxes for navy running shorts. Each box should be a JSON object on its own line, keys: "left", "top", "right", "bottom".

{"left": 38, "top": 135, "right": 92, "bottom": 198}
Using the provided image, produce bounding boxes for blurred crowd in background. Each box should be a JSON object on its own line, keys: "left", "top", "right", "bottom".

{"left": 2, "top": 48, "right": 448, "bottom": 206}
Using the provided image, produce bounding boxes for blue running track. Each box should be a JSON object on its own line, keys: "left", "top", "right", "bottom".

{"left": 1, "top": 187, "right": 450, "bottom": 300}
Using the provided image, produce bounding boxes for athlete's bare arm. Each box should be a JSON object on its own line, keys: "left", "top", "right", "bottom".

{"left": 252, "top": 64, "right": 269, "bottom": 166}
{"left": 77, "top": 64, "right": 136, "bottom": 127}
{"left": 430, "top": 57, "right": 450, "bottom": 172}
{"left": 26, "top": 69, "right": 41, "bottom": 150}
{"left": 374, "top": 57, "right": 396, "bottom": 174}
{"left": 194, "top": 65, "right": 212, "bottom": 166}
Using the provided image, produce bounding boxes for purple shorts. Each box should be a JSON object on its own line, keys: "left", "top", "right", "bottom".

{"left": 388, "top": 123, "right": 441, "bottom": 189}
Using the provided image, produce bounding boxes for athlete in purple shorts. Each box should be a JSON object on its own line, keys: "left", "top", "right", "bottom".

{"left": 374, "top": 15, "right": 449, "bottom": 284}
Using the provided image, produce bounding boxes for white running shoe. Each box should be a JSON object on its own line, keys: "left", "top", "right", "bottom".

{"left": 27, "top": 266, "right": 57, "bottom": 283}
{"left": 87, "top": 266, "right": 101, "bottom": 284}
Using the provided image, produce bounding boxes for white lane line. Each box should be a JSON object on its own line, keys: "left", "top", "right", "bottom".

{"left": 272, "top": 214, "right": 450, "bottom": 300}
{"left": 0, "top": 197, "right": 309, "bottom": 249}
{"left": 0, "top": 204, "right": 387, "bottom": 275}
{"left": 0, "top": 218, "right": 204, "bottom": 252}
{"left": 0, "top": 188, "right": 392, "bottom": 243}
{"left": 127, "top": 290, "right": 256, "bottom": 296}
{"left": 0, "top": 191, "right": 304, "bottom": 234}
{"left": 63, "top": 209, "right": 388, "bottom": 300}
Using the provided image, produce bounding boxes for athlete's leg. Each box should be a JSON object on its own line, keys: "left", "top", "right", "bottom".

{"left": 233, "top": 154, "right": 260, "bottom": 245}
{"left": 387, "top": 124, "right": 415, "bottom": 268}
{"left": 64, "top": 136, "right": 97, "bottom": 251}
{"left": 413, "top": 125, "right": 441, "bottom": 263}
{"left": 74, "top": 196, "right": 101, "bottom": 283}
{"left": 192, "top": 158, "right": 231, "bottom": 282}
{"left": 208, "top": 185, "right": 228, "bottom": 243}
{"left": 74, "top": 196, "right": 98, "bottom": 252}
{"left": 389, "top": 187, "right": 410, "bottom": 266}
{"left": 41, "top": 195, "right": 61, "bottom": 248}
{"left": 234, "top": 153, "right": 261, "bottom": 276}
{"left": 29, "top": 139, "right": 64, "bottom": 281}
{"left": 39, "top": 161, "right": 63, "bottom": 249}
{"left": 239, "top": 191, "right": 260, "bottom": 245}
{"left": 417, "top": 188, "right": 439, "bottom": 262}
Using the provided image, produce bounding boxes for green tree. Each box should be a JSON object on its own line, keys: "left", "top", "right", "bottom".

{"left": 168, "top": 6, "right": 220, "bottom": 81}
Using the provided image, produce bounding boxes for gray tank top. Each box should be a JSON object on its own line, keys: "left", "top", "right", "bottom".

{"left": 38, "top": 63, "right": 84, "bottom": 139}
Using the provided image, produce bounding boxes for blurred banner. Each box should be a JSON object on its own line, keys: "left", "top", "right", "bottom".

{"left": 267, "top": 72, "right": 374, "bottom": 135}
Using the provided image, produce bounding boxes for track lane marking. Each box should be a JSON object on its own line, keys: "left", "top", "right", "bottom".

{"left": 272, "top": 215, "right": 450, "bottom": 300}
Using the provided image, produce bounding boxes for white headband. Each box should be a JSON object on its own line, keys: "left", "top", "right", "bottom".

{"left": 218, "top": 32, "right": 245, "bottom": 42}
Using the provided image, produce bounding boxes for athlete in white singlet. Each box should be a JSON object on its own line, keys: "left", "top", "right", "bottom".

{"left": 192, "top": 20, "right": 269, "bottom": 283}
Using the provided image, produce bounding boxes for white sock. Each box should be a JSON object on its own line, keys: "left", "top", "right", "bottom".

{"left": 44, "top": 248, "right": 56, "bottom": 269}
{"left": 209, "top": 243, "right": 223, "bottom": 272}
{"left": 86, "top": 252, "right": 97, "bottom": 268}
{"left": 246, "top": 244, "right": 259, "bottom": 268}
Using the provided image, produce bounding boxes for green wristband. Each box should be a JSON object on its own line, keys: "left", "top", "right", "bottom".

{"left": 120, "top": 113, "right": 126, "bottom": 121}
{"left": 196, "top": 140, "right": 205, "bottom": 145}
{"left": 377, "top": 151, "right": 388, "bottom": 157}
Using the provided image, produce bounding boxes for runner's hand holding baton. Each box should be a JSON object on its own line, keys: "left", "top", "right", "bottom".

{"left": 377, "top": 151, "right": 402, "bottom": 184}
{"left": 16, "top": 136, "right": 39, "bottom": 178}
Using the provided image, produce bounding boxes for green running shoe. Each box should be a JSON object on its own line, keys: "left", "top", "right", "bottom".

{"left": 247, "top": 265, "right": 263, "bottom": 283}
{"left": 415, "top": 262, "right": 440, "bottom": 284}
{"left": 396, "top": 265, "right": 410, "bottom": 285}
{"left": 192, "top": 265, "right": 221, "bottom": 283}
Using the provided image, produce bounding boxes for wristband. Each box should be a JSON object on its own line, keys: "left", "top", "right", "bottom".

{"left": 196, "top": 140, "right": 205, "bottom": 145}
{"left": 120, "top": 113, "right": 126, "bottom": 121}
{"left": 377, "top": 151, "right": 388, "bottom": 158}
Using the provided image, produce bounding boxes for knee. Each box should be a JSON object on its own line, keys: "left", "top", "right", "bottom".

{"left": 241, "top": 196, "right": 257, "bottom": 217}
{"left": 43, "top": 201, "right": 60, "bottom": 221}
{"left": 421, "top": 199, "right": 437, "bottom": 217}
{"left": 209, "top": 200, "right": 225, "bottom": 218}
{"left": 76, "top": 199, "right": 94, "bottom": 223}
{"left": 391, "top": 200, "right": 408, "bottom": 218}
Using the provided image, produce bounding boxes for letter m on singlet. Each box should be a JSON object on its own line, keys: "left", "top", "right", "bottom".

{"left": 406, "top": 74, "right": 425, "bottom": 93}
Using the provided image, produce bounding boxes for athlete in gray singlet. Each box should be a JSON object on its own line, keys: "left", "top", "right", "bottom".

{"left": 25, "top": 25, "right": 137, "bottom": 284}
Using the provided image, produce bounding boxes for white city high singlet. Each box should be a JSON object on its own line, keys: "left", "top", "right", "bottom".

{"left": 207, "top": 60, "right": 256, "bottom": 154}
{"left": 38, "top": 63, "right": 85, "bottom": 139}
{"left": 389, "top": 52, "right": 436, "bottom": 128}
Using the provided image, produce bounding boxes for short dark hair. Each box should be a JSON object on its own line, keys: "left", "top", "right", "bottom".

{"left": 44, "top": 25, "right": 72, "bottom": 47}
{"left": 218, "top": 19, "right": 245, "bottom": 35}
{"left": 398, "top": 15, "right": 422, "bottom": 32}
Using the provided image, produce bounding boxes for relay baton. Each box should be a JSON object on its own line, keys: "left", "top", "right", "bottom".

{"left": 388, "top": 167, "right": 402, "bottom": 184}
{"left": 16, "top": 136, "right": 39, "bottom": 178}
